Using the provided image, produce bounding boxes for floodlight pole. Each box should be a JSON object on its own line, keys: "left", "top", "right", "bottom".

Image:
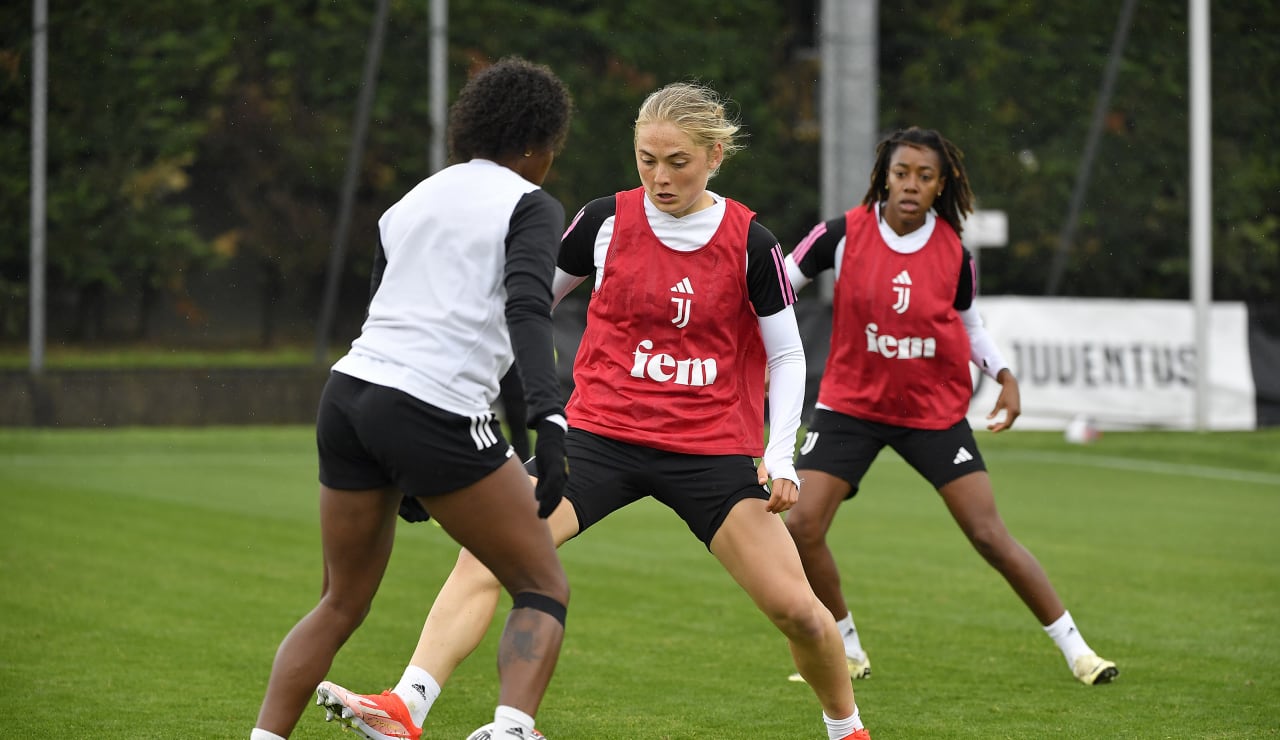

{"left": 428, "top": 0, "right": 447, "bottom": 174}
{"left": 1189, "top": 0, "right": 1212, "bottom": 431}
{"left": 30, "top": 0, "right": 48, "bottom": 375}
{"left": 819, "top": 0, "right": 877, "bottom": 302}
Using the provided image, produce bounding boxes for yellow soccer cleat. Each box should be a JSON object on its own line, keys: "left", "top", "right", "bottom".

{"left": 1072, "top": 652, "right": 1119, "bottom": 685}
{"left": 787, "top": 652, "right": 871, "bottom": 683}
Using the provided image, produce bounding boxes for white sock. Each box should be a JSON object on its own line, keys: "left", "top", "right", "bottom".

{"left": 250, "top": 730, "right": 286, "bottom": 740}
{"left": 835, "top": 611, "right": 865, "bottom": 657}
{"left": 493, "top": 705, "right": 536, "bottom": 738}
{"left": 393, "top": 664, "right": 441, "bottom": 727}
{"left": 823, "top": 706, "right": 864, "bottom": 739}
{"left": 1044, "top": 610, "right": 1092, "bottom": 666}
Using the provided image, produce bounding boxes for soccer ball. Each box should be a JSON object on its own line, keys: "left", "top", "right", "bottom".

{"left": 1063, "top": 414, "right": 1101, "bottom": 445}
{"left": 465, "top": 723, "right": 546, "bottom": 740}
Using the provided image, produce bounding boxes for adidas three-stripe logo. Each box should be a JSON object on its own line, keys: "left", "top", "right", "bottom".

{"left": 953, "top": 446, "right": 973, "bottom": 464}
{"left": 469, "top": 413, "right": 499, "bottom": 450}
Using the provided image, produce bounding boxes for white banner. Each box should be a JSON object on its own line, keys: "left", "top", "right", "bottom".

{"left": 966, "top": 297, "right": 1257, "bottom": 431}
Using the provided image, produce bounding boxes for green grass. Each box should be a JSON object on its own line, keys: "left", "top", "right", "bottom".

{"left": 2, "top": 427, "right": 1278, "bottom": 738}
{"left": 0, "top": 344, "right": 343, "bottom": 369}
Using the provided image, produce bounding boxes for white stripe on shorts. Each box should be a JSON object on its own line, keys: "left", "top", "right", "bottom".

{"left": 469, "top": 412, "right": 498, "bottom": 451}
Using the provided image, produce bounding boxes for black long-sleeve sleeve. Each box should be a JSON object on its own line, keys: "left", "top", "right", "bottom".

{"left": 503, "top": 189, "right": 567, "bottom": 427}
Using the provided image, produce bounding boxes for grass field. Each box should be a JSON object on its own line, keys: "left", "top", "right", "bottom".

{"left": 2, "top": 426, "right": 1278, "bottom": 738}
{"left": 0, "top": 344, "right": 342, "bottom": 370}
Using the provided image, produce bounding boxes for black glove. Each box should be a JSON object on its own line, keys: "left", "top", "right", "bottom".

{"left": 397, "top": 495, "right": 431, "bottom": 523}
{"left": 532, "top": 417, "right": 569, "bottom": 518}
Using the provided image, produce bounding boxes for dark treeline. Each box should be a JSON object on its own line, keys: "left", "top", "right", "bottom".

{"left": 1, "top": 1, "right": 1275, "bottom": 347}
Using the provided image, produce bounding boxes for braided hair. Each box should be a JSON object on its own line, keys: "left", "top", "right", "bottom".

{"left": 861, "top": 127, "right": 973, "bottom": 235}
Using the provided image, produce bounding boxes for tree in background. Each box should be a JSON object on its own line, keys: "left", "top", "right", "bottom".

{"left": 0, "top": 0, "right": 1274, "bottom": 347}
{"left": 1, "top": 2, "right": 225, "bottom": 341}
{"left": 188, "top": 1, "right": 390, "bottom": 346}
{"left": 879, "top": 1, "right": 1277, "bottom": 303}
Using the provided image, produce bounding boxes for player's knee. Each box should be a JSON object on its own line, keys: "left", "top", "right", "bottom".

{"left": 765, "top": 592, "right": 828, "bottom": 643}
{"left": 785, "top": 510, "right": 824, "bottom": 550}
{"left": 318, "top": 593, "right": 374, "bottom": 634}
{"left": 517, "top": 558, "right": 569, "bottom": 604}
{"left": 965, "top": 522, "right": 1010, "bottom": 563}
{"left": 457, "top": 547, "right": 513, "bottom": 592}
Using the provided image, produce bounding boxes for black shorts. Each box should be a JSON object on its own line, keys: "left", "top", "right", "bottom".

{"left": 563, "top": 429, "right": 768, "bottom": 549}
{"left": 316, "top": 371, "right": 513, "bottom": 500}
{"left": 795, "top": 409, "right": 986, "bottom": 497}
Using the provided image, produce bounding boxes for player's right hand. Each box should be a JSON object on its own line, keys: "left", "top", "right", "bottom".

{"left": 532, "top": 416, "right": 569, "bottom": 518}
{"left": 756, "top": 460, "right": 800, "bottom": 514}
{"left": 988, "top": 369, "right": 1022, "bottom": 432}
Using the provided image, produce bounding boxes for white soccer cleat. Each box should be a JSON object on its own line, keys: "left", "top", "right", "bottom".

{"left": 465, "top": 723, "right": 546, "bottom": 740}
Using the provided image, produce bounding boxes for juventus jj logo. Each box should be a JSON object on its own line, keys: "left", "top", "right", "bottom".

{"left": 670, "top": 276, "right": 694, "bottom": 328}
{"left": 798, "top": 431, "right": 819, "bottom": 456}
{"left": 891, "top": 270, "right": 912, "bottom": 314}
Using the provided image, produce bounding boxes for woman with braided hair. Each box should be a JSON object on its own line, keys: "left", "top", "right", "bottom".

{"left": 781, "top": 126, "right": 1118, "bottom": 687}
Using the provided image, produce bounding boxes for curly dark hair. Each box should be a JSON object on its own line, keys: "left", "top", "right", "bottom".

{"left": 862, "top": 126, "right": 973, "bottom": 235}
{"left": 447, "top": 57, "right": 573, "bottom": 163}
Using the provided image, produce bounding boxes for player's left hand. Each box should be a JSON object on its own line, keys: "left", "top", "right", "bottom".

{"left": 532, "top": 417, "right": 569, "bottom": 518}
{"left": 987, "top": 368, "right": 1022, "bottom": 432}
{"left": 757, "top": 460, "right": 800, "bottom": 514}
